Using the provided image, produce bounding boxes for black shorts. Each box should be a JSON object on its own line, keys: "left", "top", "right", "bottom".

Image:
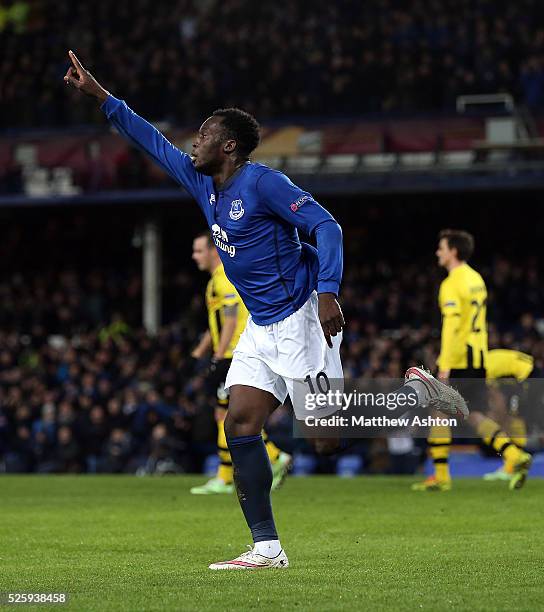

{"left": 450, "top": 368, "right": 488, "bottom": 412}
{"left": 208, "top": 358, "right": 232, "bottom": 408}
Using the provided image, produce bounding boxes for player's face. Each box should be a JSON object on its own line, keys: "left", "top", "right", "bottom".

{"left": 192, "top": 237, "right": 213, "bottom": 271}
{"left": 191, "top": 117, "right": 229, "bottom": 175}
{"left": 436, "top": 238, "right": 455, "bottom": 268}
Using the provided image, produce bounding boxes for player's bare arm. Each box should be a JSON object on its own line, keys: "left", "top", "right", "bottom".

{"left": 64, "top": 51, "right": 109, "bottom": 102}
{"left": 214, "top": 305, "right": 238, "bottom": 360}
{"left": 191, "top": 330, "right": 212, "bottom": 359}
{"left": 318, "top": 292, "right": 345, "bottom": 348}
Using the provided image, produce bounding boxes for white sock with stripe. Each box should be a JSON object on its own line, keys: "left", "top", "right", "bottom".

{"left": 254, "top": 539, "right": 281, "bottom": 557}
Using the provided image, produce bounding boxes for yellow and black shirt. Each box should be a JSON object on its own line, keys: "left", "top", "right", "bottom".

{"left": 437, "top": 263, "right": 488, "bottom": 371}
{"left": 206, "top": 264, "right": 248, "bottom": 359}
{"left": 486, "top": 349, "right": 534, "bottom": 382}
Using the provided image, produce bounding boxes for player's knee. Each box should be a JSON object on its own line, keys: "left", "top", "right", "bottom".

{"left": 224, "top": 408, "right": 261, "bottom": 438}
{"left": 225, "top": 385, "right": 278, "bottom": 438}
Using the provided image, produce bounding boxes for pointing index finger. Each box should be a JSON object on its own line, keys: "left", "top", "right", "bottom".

{"left": 323, "top": 325, "right": 333, "bottom": 349}
{"left": 68, "top": 50, "right": 84, "bottom": 73}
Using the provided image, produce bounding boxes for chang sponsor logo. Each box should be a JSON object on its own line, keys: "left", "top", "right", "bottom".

{"left": 211, "top": 224, "right": 236, "bottom": 257}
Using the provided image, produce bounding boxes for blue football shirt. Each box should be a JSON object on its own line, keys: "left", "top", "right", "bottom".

{"left": 102, "top": 96, "right": 343, "bottom": 325}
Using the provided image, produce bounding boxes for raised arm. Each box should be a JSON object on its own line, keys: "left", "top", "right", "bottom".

{"left": 64, "top": 50, "right": 203, "bottom": 198}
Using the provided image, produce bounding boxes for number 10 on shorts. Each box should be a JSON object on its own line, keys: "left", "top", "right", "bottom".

{"left": 304, "top": 371, "right": 331, "bottom": 394}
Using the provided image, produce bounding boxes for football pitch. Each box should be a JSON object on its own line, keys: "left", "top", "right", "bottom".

{"left": 1, "top": 476, "right": 543, "bottom": 611}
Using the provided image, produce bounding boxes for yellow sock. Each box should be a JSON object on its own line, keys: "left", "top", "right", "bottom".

{"left": 263, "top": 430, "right": 281, "bottom": 464}
{"left": 504, "top": 462, "right": 515, "bottom": 475}
{"left": 428, "top": 424, "right": 451, "bottom": 481}
{"left": 509, "top": 417, "right": 527, "bottom": 449}
{"left": 476, "top": 416, "right": 522, "bottom": 464}
{"left": 503, "top": 417, "right": 527, "bottom": 472}
{"left": 502, "top": 443, "right": 523, "bottom": 466}
{"left": 216, "top": 419, "right": 233, "bottom": 484}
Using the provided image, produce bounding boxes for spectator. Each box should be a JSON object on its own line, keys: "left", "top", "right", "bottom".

{"left": 3, "top": 0, "right": 544, "bottom": 128}
{"left": 139, "top": 423, "right": 186, "bottom": 475}
{"left": 53, "top": 426, "right": 81, "bottom": 473}
{"left": 78, "top": 405, "right": 109, "bottom": 473}
{"left": 520, "top": 57, "right": 544, "bottom": 111}
{"left": 102, "top": 428, "right": 132, "bottom": 473}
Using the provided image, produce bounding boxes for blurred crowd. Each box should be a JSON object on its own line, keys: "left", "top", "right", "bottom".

{"left": 1, "top": 244, "right": 543, "bottom": 473}
{"left": 3, "top": 0, "right": 544, "bottom": 129}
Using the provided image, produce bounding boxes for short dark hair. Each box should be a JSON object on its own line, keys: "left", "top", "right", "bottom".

{"left": 195, "top": 230, "right": 213, "bottom": 248}
{"left": 438, "top": 229, "right": 475, "bottom": 261}
{"left": 212, "top": 108, "right": 260, "bottom": 159}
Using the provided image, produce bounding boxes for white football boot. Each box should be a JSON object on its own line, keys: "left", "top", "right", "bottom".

{"left": 405, "top": 366, "right": 469, "bottom": 419}
{"left": 209, "top": 546, "right": 289, "bottom": 570}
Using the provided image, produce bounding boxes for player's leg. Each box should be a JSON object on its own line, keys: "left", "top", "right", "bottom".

{"left": 497, "top": 416, "right": 528, "bottom": 480}
{"left": 225, "top": 385, "right": 279, "bottom": 549}
{"left": 462, "top": 371, "right": 532, "bottom": 489}
{"left": 410, "top": 368, "right": 525, "bottom": 491}
{"left": 263, "top": 428, "right": 292, "bottom": 490}
{"left": 190, "top": 406, "right": 234, "bottom": 494}
{"left": 262, "top": 430, "right": 279, "bottom": 463}
{"left": 469, "top": 410, "right": 532, "bottom": 490}
{"left": 216, "top": 408, "right": 234, "bottom": 485}
{"left": 482, "top": 389, "right": 513, "bottom": 481}
{"left": 429, "top": 422, "right": 452, "bottom": 483}
{"left": 411, "top": 419, "right": 452, "bottom": 491}
{"left": 191, "top": 361, "right": 234, "bottom": 495}
{"left": 483, "top": 391, "right": 528, "bottom": 481}
{"left": 409, "top": 368, "right": 470, "bottom": 491}
{"left": 209, "top": 384, "right": 289, "bottom": 569}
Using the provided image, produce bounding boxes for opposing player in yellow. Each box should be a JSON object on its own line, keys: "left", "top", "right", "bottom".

{"left": 413, "top": 230, "right": 532, "bottom": 492}
{"left": 190, "top": 231, "right": 292, "bottom": 494}
{"left": 483, "top": 349, "right": 534, "bottom": 481}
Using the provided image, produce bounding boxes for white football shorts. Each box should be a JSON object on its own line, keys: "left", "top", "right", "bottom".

{"left": 225, "top": 291, "right": 343, "bottom": 420}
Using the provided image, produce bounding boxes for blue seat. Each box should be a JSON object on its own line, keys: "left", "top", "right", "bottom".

{"left": 292, "top": 453, "right": 317, "bottom": 476}
{"left": 203, "top": 454, "right": 220, "bottom": 475}
{"left": 337, "top": 455, "right": 363, "bottom": 477}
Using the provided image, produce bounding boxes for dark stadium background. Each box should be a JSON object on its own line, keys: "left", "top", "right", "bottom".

{"left": 1, "top": 0, "right": 544, "bottom": 477}
{"left": 1, "top": 190, "right": 542, "bottom": 475}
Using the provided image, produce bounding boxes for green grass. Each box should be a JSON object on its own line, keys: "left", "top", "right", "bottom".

{"left": 0, "top": 476, "right": 543, "bottom": 611}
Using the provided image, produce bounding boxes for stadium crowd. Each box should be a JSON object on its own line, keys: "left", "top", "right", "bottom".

{"left": 1, "top": 226, "right": 542, "bottom": 473}
{"left": 2, "top": 0, "right": 544, "bottom": 128}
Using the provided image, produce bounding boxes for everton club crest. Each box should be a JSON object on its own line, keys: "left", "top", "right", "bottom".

{"left": 229, "top": 199, "right": 245, "bottom": 220}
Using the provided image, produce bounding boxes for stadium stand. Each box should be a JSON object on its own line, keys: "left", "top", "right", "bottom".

{"left": 2, "top": 0, "right": 544, "bottom": 129}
